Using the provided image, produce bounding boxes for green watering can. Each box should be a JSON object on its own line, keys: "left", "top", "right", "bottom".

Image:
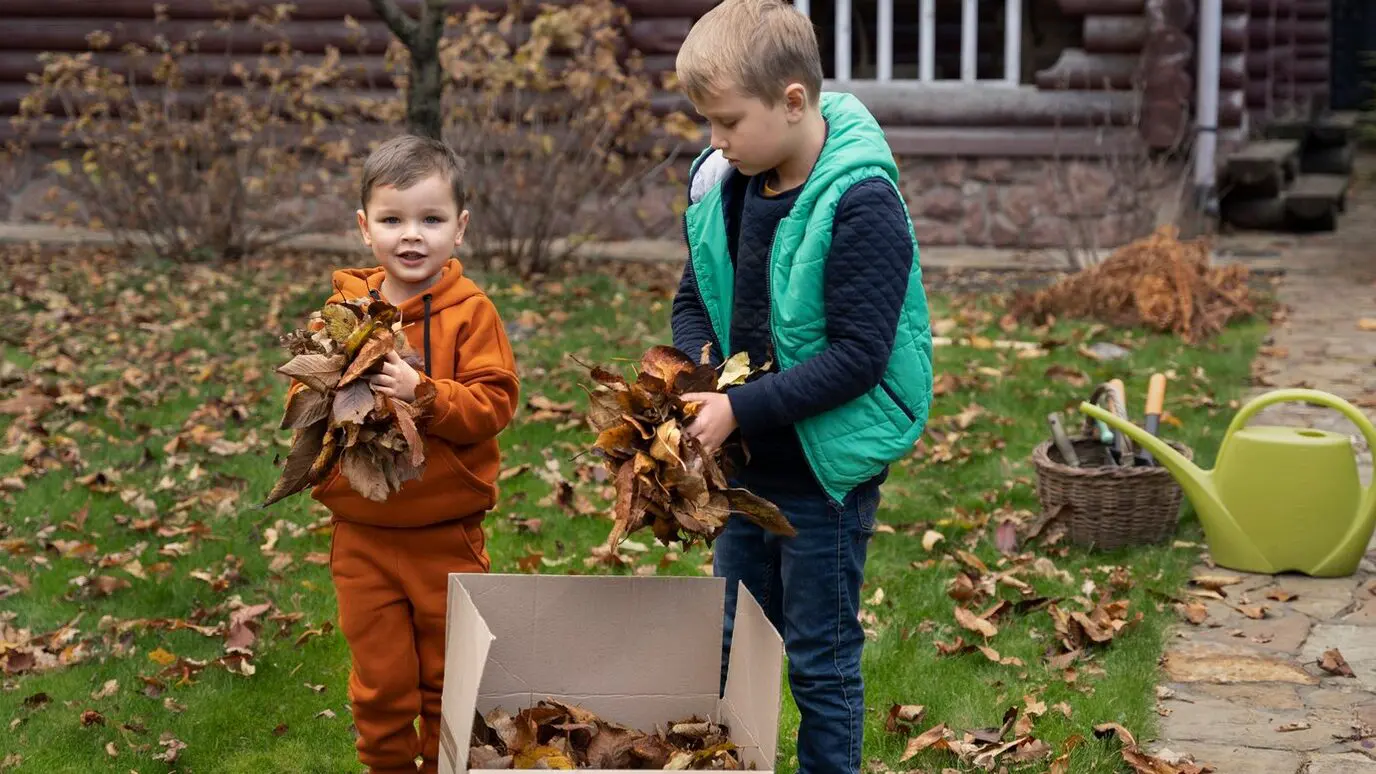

{"left": 1080, "top": 389, "right": 1376, "bottom": 577}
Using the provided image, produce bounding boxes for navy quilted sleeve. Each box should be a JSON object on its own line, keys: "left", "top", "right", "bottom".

{"left": 671, "top": 260, "right": 723, "bottom": 367}
{"left": 727, "top": 178, "right": 913, "bottom": 432}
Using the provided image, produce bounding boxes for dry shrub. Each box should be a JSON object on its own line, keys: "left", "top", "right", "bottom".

{"left": 1011, "top": 226, "right": 1256, "bottom": 342}
{"left": 437, "top": 0, "right": 701, "bottom": 275}
{"left": 13, "top": 4, "right": 374, "bottom": 261}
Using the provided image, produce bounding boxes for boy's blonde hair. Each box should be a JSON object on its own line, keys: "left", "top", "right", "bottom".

{"left": 360, "top": 134, "right": 467, "bottom": 212}
{"left": 676, "top": 0, "right": 823, "bottom": 106}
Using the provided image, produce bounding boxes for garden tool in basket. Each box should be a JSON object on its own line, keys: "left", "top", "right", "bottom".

{"left": 1086, "top": 380, "right": 1134, "bottom": 466}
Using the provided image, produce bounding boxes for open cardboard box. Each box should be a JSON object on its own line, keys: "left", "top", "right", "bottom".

{"left": 439, "top": 574, "right": 784, "bottom": 773}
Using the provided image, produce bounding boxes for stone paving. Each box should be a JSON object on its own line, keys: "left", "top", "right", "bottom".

{"left": 1147, "top": 166, "right": 1376, "bottom": 773}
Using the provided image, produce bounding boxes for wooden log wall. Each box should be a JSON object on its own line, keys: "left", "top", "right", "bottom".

{"left": 1292, "top": 0, "right": 1329, "bottom": 113}
{"left": 1137, "top": 0, "right": 1197, "bottom": 149}
{"left": 0, "top": 0, "right": 716, "bottom": 135}
{"left": 1030, "top": 0, "right": 1195, "bottom": 150}
{"left": 1246, "top": 0, "right": 1275, "bottom": 121}
{"left": 1217, "top": 0, "right": 1248, "bottom": 131}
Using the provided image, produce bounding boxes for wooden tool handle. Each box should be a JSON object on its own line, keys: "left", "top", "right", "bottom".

{"left": 1108, "top": 379, "right": 1128, "bottom": 417}
{"left": 1146, "top": 373, "right": 1167, "bottom": 416}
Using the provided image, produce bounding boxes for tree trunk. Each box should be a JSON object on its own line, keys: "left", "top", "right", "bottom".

{"left": 369, "top": 0, "right": 445, "bottom": 140}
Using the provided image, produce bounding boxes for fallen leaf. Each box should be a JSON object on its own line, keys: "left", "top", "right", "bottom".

{"left": 900, "top": 723, "right": 949, "bottom": 761}
{"left": 954, "top": 606, "right": 999, "bottom": 638}
{"left": 922, "top": 530, "right": 945, "bottom": 551}
{"left": 90, "top": 679, "right": 119, "bottom": 700}
{"left": 1319, "top": 648, "right": 1355, "bottom": 677}
{"left": 1190, "top": 574, "right": 1244, "bottom": 594}
{"left": 885, "top": 704, "right": 926, "bottom": 734}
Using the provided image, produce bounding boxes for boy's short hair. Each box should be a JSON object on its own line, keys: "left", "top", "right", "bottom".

{"left": 359, "top": 134, "right": 467, "bottom": 212}
{"left": 676, "top": 0, "right": 823, "bottom": 106}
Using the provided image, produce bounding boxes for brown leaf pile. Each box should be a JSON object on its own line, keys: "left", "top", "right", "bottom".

{"left": 893, "top": 708, "right": 1213, "bottom": 773}
{"left": 583, "top": 346, "right": 794, "bottom": 551}
{"left": 1010, "top": 226, "right": 1255, "bottom": 342}
{"left": 263, "top": 296, "right": 434, "bottom": 507}
{"left": 470, "top": 700, "right": 745, "bottom": 770}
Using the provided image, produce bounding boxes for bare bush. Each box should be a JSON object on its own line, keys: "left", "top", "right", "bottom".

{"left": 1047, "top": 90, "right": 1192, "bottom": 271}
{"left": 434, "top": 0, "right": 701, "bottom": 275}
{"left": 12, "top": 4, "right": 377, "bottom": 262}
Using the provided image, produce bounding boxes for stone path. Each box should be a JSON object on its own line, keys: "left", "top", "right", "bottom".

{"left": 1148, "top": 165, "right": 1376, "bottom": 773}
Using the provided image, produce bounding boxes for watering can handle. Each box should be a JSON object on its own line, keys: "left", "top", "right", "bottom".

{"left": 1224, "top": 389, "right": 1376, "bottom": 478}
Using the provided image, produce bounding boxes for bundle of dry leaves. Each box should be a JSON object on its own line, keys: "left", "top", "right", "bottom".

{"left": 583, "top": 346, "right": 794, "bottom": 551}
{"left": 469, "top": 701, "right": 746, "bottom": 770}
{"left": 263, "top": 296, "right": 434, "bottom": 507}
{"left": 1010, "top": 226, "right": 1255, "bottom": 343}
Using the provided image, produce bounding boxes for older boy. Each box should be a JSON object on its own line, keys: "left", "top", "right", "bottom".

{"left": 671, "top": 1, "right": 933, "bottom": 770}
{"left": 290, "top": 134, "right": 519, "bottom": 773}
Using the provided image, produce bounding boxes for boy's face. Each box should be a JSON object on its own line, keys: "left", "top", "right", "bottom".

{"left": 357, "top": 173, "right": 469, "bottom": 289}
{"left": 692, "top": 83, "right": 808, "bottom": 178}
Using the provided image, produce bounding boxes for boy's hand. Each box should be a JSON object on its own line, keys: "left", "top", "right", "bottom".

{"left": 370, "top": 351, "right": 421, "bottom": 402}
{"left": 681, "top": 392, "right": 737, "bottom": 454}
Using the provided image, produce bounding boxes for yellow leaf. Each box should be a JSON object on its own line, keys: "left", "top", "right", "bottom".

{"left": 50, "top": 159, "right": 72, "bottom": 176}
{"left": 148, "top": 647, "right": 177, "bottom": 666}
{"left": 717, "top": 351, "right": 752, "bottom": 389}
{"left": 512, "top": 745, "right": 574, "bottom": 769}
{"left": 1358, "top": 318, "right": 1376, "bottom": 332}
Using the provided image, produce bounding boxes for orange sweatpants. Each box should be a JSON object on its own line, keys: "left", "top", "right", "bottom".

{"left": 330, "top": 518, "right": 490, "bottom": 774}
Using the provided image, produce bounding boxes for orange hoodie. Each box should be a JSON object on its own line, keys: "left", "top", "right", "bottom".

{"left": 289, "top": 259, "right": 520, "bottom": 528}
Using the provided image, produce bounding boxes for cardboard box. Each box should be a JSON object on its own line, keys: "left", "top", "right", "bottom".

{"left": 439, "top": 574, "right": 784, "bottom": 773}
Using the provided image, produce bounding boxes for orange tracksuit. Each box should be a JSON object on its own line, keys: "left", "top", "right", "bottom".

{"left": 290, "top": 260, "right": 519, "bottom": 774}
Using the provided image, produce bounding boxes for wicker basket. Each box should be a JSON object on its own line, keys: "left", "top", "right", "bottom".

{"left": 1031, "top": 436, "right": 1193, "bottom": 550}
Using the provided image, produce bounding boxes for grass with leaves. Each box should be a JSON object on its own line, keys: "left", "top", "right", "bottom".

{"left": 0, "top": 247, "right": 1266, "bottom": 773}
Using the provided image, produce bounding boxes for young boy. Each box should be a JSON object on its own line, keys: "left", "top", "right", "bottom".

{"left": 291, "top": 134, "right": 520, "bottom": 774}
{"left": 671, "top": 1, "right": 933, "bottom": 770}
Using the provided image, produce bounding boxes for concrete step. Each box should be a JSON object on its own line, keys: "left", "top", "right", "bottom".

{"left": 1310, "top": 111, "right": 1360, "bottom": 147}
{"left": 1223, "top": 139, "right": 1300, "bottom": 196}
{"left": 1219, "top": 173, "right": 1349, "bottom": 233}
{"left": 1300, "top": 143, "right": 1355, "bottom": 175}
{"left": 1285, "top": 173, "right": 1349, "bottom": 228}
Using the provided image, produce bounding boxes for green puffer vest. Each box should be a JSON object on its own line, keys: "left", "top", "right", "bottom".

{"left": 684, "top": 91, "right": 934, "bottom": 505}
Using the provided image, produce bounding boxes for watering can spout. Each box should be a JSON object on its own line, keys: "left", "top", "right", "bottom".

{"left": 1077, "top": 402, "right": 1228, "bottom": 525}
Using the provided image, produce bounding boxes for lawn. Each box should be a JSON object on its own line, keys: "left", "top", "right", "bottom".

{"left": 0, "top": 246, "right": 1266, "bottom": 773}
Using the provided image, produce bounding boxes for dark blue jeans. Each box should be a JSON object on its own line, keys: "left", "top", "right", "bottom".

{"left": 715, "top": 475, "right": 879, "bottom": 774}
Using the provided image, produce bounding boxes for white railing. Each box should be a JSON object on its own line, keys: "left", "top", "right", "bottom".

{"left": 795, "top": 0, "right": 1023, "bottom": 86}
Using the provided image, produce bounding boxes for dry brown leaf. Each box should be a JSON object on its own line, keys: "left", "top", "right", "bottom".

{"left": 886, "top": 704, "right": 926, "bottom": 734}
{"left": 1319, "top": 648, "right": 1356, "bottom": 677}
{"left": 900, "top": 724, "right": 949, "bottom": 762}
{"left": 1190, "top": 574, "right": 1244, "bottom": 594}
{"left": 276, "top": 353, "right": 346, "bottom": 394}
{"left": 954, "top": 606, "right": 999, "bottom": 638}
{"left": 1179, "top": 602, "right": 1209, "bottom": 625}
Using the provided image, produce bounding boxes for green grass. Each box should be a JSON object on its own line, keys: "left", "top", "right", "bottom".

{"left": 0, "top": 248, "right": 1267, "bottom": 773}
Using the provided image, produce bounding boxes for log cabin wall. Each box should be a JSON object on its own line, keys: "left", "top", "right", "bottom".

{"left": 5, "top": 0, "right": 1327, "bottom": 250}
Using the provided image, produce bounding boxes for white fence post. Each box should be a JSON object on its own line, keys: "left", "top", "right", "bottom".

{"left": 961, "top": 0, "right": 979, "bottom": 83}
{"left": 877, "top": 0, "right": 893, "bottom": 81}
{"left": 1004, "top": 0, "right": 1022, "bottom": 85}
{"left": 919, "top": 0, "right": 936, "bottom": 82}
